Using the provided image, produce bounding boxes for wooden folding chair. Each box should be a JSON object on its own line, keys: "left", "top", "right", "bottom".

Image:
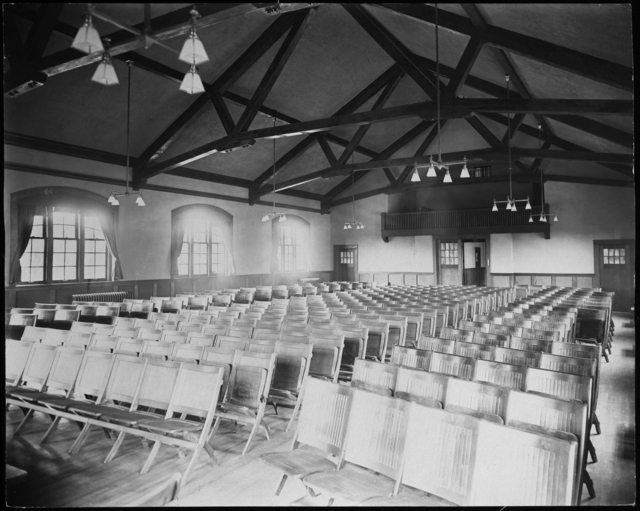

{"left": 444, "top": 377, "right": 508, "bottom": 423}
{"left": 429, "top": 352, "right": 476, "bottom": 380}
{"left": 114, "top": 336, "right": 145, "bottom": 356}
{"left": 350, "top": 358, "right": 398, "bottom": 396}
{"left": 20, "top": 326, "right": 47, "bottom": 343}
{"left": 227, "top": 326, "right": 254, "bottom": 339}
{"left": 209, "top": 351, "right": 276, "bottom": 455}
{"left": 137, "top": 328, "right": 163, "bottom": 341}
{"left": 33, "top": 308, "right": 57, "bottom": 328}
{"left": 7, "top": 343, "right": 58, "bottom": 404}
{"left": 130, "top": 303, "right": 153, "bottom": 320}
{"left": 473, "top": 359, "right": 527, "bottom": 390}
{"left": 89, "top": 334, "right": 118, "bottom": 352}
{"left": 6, "top": 340, "right": 34, "bottom": 388}
{"left": 260, "top": 378, "right": 354, "bottom": 496}
{"left": 139, "top": 340, "right": 172, "bottom": 360}
{"left": 76, "top": 305, "right": 98, "bottom": 323}
{"left": 440, "top": 327, "right": 475, "bottom": 343}
{"left": 170, "top": 343, "right": 205, "bottom": 363}
{"left": 70, "top": 321, "right": 94, "bottom": 334}
{"left": 134, "top": 318, "right": 156, "bottom": 329}
{"left": 417, "top": 335, "right": 455, "bottom": 354}
{"left": 158, "top": 330, "right": 186, "bottom": 345}
{"left": 186, "top": 332, "right": 216, "bottom": 347}
{"left": 454, "top": 341, "right": 495, "bottom": 361}
{"left": 301, "top": 389, "right": 410, "bottom": 505}
{"left": 216, "top": 335, "right": 248, "bottom": 350}
{"left": 308, "top": 334, "right": 345, "bottom": 383}
{"left": 471, "top": 331, "right": 510, "bottom": 347}
{"left": 358, "top": 320, "right": 389, "bottom": 362}
{"left": 91, "top": 323, "right": 116, "bottom": 335}
{"left": 7, "top": 313, "right": 38, "bottom": 340}
{"left": 95, "top": 306, "right": 120, "bottom": 325}
{"left": 43, "top": 328, "right": 70, "bottom": 346}
{"left": 458, "top": 320, "right": 491, "bottom": 333}
{"left": 393, "top": 366, "right": 446, "bottom": 408}
{"left": 493, "top": 346, "right": 541, "bottom": 368}
{"left": 203, "top": 324, "right": 229, "bottom": 337}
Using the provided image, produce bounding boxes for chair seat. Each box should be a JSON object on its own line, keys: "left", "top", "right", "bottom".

{"left": 259, "top": 449, "right": 337, "bottom": 478}
{"left": 217, "top": 403, "right": 258, "bottom": 417}
{"left": 303, "top": 463, "right": 398, "bottom": 504}
{"left": 7, "top": 389, "right": 63, "bottom": 402}
{"left": 135, "top": 418, "right": 204, "bottom": 435}
{"left": 68, "top": 402, "right": 129, "bottom": 418}
{"left": 33, "top": 396, "right": 94, "bottom": 410}
{"left": 358, "top": 491, "right": 455, "bottom": 507}
{"left": 99, "top": 410, "right": 165, "bottom": 426}
{"left": 268, "top": 389, "right": 298, "bottom": 406}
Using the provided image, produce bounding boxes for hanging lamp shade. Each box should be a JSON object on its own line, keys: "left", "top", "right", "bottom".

{"left": 492, "top": 201, "right": 498, "bottom": 212}
{"left": 92, "top": 53, "right": 119, "bottom": 85}
{"left": 179, "top": 28, "right": 209, "bottom": 65}
{"left": 279, "top": 214, "right": 287, "bottom": 222}
{"left": 511, "top": 201, "right": 517, "bottom": 212}
{"left": 107, "top": 193, "right": 116, "bottom": 205}
{"left": 135, "top": 195, "right": 145, "bottom": 206}
{"left": 525, "top": 198, "right": 532, "bottom": 210}
{"left": 180, "top": 65, "right": 205, "bottom": 94}
{"left": 426, "top": 162, "right": 437, "bottom": 178}
{"left": 443, "top": 169, "right": 452, "bottom": 183}
{"left": 72, "top": 15, "right": 104, "bottom": 54}
{"left": 111, "top": 196, "right": 120, "bottom": 206}
{"left": 460, "top": 162, "right": 470, "bottom": 178}
{"left": 540, "top": 214, "right": 547, "bottom": 223}
{"left": 553, "top": 214, "right": 558, "bottom": 222}
{"left": 411, "top": 165, "right": 421, "bottom": 182}
{"left": 262, "top": 213, "right": 270, "bottom": 222}
{"left": 529, "top": 215, "right": 534, "bottom": 223}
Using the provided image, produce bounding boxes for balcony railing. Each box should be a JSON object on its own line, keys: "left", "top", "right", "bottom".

{"left": 381, "top": 205, "right": 551, "bottom": 240}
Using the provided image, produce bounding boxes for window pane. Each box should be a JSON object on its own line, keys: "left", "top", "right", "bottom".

{"left": 63, "top": 225, "right": 74, "bottom": 238}
{"left": 86, "top": 240, "right": 95, "bottom": 252}
{"left": 32, "top": 268, "right": 43, "bottom": 282}
{"left": 65, "top": 267, "right": 76, "bottom": 280}
{"left": 620, "top": 249, "right": 626, "bottom": 257}
{"left": 85, "top": 253, "right": 95, "bottom": 265}
{"left": 85, "top": 267, "right": 95, "bottom": 279}
{"left": 620, "top": 257, "right": 625, "bottom": 264}
{"left": 53, "top": 225, "right": 63, "bottom": 238}
{"left": 31, "top": 224, "right": 43, "bottom": 238}
{"left": 21, "top": 268, "right": 30, "bottom": 282}
{"left": 96, "top": 254, "right": 106, "bottom": 266}
{"left": 53, "top": 253, "right": 64, "bottom": 266}
{"left": 65, "top": 240, "right": 77, "bottom": 252}
{"left": 95, "top": 267, "right": 106, "bottom": 279}
{"left": 96, "top": 240, "right": 105, "bottom": 253}
{"left": 52, "top": 267, "right": 64, "bottom": 280}
{"left": 32, "top": 239, "right": 45, "bottom": 252}
{"left": 65, "top": 253, "right": 77, "bottom": 266}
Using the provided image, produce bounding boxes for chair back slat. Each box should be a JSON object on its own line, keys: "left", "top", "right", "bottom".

{"left": 69, "top": 350, "right": 115, "bottom": 398}
{"left": 444, "top": 378, "right": 509, "bottom": 421}
{"left": 493, "top": 347, "right": 541, "bottom": 368}
{"left": 473, "top": 360, "right": 526, "bottom": 390}
{"left": 351, "top": 359, "right": 398, "bottom": 396}
{"left": 100, "top": 354, "right": 147, "bottom": 404}
{"left": 391, "top": 345, "right": 431, "bottom": 371}
{"left": 6, "top": 340, "right": 34, "bottom": 385}
{"left": 166, "top": 363, "right": 223, "bottom": 420}
{"left": 428, "top": 352, "right": 475, "bottom": 380}
{"left": 394, "top": 366, "right": 448, "bottom": 407}
{"left": 417, "top": 335, "right": 455, "bottom": 354}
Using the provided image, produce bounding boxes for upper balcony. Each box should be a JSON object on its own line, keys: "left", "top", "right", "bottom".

{"left": 381, "top": 205, "right": 552, "bottom": 241}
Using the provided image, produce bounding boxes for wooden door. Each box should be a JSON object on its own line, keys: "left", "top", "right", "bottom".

{"left": 334, "top": 245, "right": 358, "bottom": 282}
{"left": 437, "top": 240, "right": 462, "bottom": 285}
{"left": 594, "top": 240, "right": 635, "bottom": 311}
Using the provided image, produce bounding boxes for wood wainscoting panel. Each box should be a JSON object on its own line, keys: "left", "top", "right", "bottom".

{"left": 514, "top": 275, "right": 532, "bottom": 285}
{"left": 531, "top": 276, "right": 552, "bottom": 286}
{"left": 576, "top": 275, "right": 594, "bottom": 288}
{"left": 404, "top": 274, "right": 417, "bottom": 286}
{"left": 555, "top": 276, "right": 573, "bottom": 287}
{"left": 374, "top": 273, "right": 389, "bottom": 284}
{"left": 389, "top": 274, "right": 404, "bottom": 285}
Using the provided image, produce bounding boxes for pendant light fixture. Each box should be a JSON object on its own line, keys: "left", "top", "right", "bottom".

{"left": 529, "top": 124, "right": 558, "bottom": 223}
{"left": 179, "top": 8, "right": 208, "bottom": 95}
{"left": 492, "top": 74, "right": 531, "bottom": 212}
{"left": 91, "top": 38, "right": 119, "bottom": 86}
{"left": 72, "top": 13, "right": 104, "bottom": 54}
{"left": 108, "top": 61, "right": 145, "bottom": 207}
{"left": 262, "top": 115, "right": 286, "bottom": 222}
{"left": 344, "top": 154, "right": 364, "bottom": 229}
{"left": 410, "top": 3, "right": 468, "bottom": 183}
{"left": 71, "top": 5, "right": 208, "bottom": 94}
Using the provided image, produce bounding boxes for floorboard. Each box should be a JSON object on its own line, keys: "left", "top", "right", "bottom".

{"left": 5, "top": 313, "right": 636, "bottom": 506}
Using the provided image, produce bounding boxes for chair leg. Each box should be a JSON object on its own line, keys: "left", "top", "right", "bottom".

{"left": 202, "top": 441, "right": 217, "bottom": 465}
{"left": 587, "top": 438, "right": 598, "bottom": 463}
{"left": 13, "top": 408, "right": 35, "bottom": 436}
{"left": 602, "top": 350, "right": 609, "bottom": 363}
{"left": 181, "top": 446, "right": 202, "bottom": 487}
{"left": 583, "top": 468, "right": 596, "bottom": 499}
{"left": 68, "top": 422, "right": 92, "bottom": 454}
{"left": 140, "top": 441, "right": 162, "bottom": 474}
{"left": 207, "top": 416, "right": 222, "bottom": 443}
{"left": 286, "top": 396, "right": 303, "bottom": 433}
{"left": 274, "top": 474, "right": 288, "bottom": 496}
{"left": 242, "top": 420, "right": 262, "bottom": 456}
{"left": 39, "top": 415, "right": 62, "bottom": 444}
{"left": 104, "top": 431, "right": 127, "bottom": 464}
{"left": 593, "top": 413, "right": 601, "bottom": 435}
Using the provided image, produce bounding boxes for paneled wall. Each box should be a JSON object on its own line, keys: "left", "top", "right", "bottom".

{"left": 5, "top": 270, "right": 333, "bottom": 309}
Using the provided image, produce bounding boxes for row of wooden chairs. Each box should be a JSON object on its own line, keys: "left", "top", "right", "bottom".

{"left": 260, "top": 378, "right": 580, "bottom": 506}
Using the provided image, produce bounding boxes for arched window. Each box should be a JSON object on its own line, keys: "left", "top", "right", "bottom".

{"left": 171, "top": 204, "right": 235, "bottom": 277}
{"left": 271, "top": 214, "right": 312, "bottom": 272}
{"left": 10, "top": 187, "right": 123, "bottom": 283}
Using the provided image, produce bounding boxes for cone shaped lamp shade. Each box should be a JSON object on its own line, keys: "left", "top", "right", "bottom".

{"left": 180, "top": 66, "right": 205, "bottom": 94}
{"left": 553, "top": 214, "right": 558, "bottom": 222}
{"left": 460, "top": 164, "right": 470, "bottom": 178}
{"left": 72, "top": 16, "right": 104, "bottom": 54}
{"left": 443, "top": 170, "right": 452, "bottom": 183}
{"left": 540, "top": 214, "right": 546, "bottom": 222}
{"left": 107, "top": 193, "right": 115, "bottom": 205}
{"left": 111, "top": 196, "right": 120, "bottom": 206}
{"left": 279, "top": 214, "right": 287, "bottom": 222}
{"left": 426, "top": 163, "right": 437, "bottom": 178}
{"left": 136, "top": 195, "right": 145, "bottom": 206}
{"left": 525, "top": 199, "right": 532, "bottom": 210}
{"left": 511, "top": 201, "right": 517, "bottom": 212}
{"left": 179, "top": 29, "right": 209, "bottom": 65}
{"left": 492, "top": 202, "right": 498, "bottom": 212}
{"left": 529, "top": 215, "right": 534, "bottom": 223}
{"left": 410, "top": 166, "right": 421, "bottom": 182}
{"left": 92, "top": 55, "right": 119, "bottom": 86}
{"left": 262, "top": 213, "right": 270, "bottom": 222}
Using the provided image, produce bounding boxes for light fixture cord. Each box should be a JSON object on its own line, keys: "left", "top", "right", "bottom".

{"left": 126, "top": 60, "right": 132, "bottom": 193}
{"left": 507, "top": 75, "right": 512, "bottom": 201}
{"left": 538, "top": 123, "right": 544, "bottom": 212}
{"left": 435, "top": 2, "right": 441, "bottom": 163}
{"left": 272, "top": 114, "right": 276, "bottom": 214}
{"left": 352, "top": 153, "right": 356, "bottom": 223}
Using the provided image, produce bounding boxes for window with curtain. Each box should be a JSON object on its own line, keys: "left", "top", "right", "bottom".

{"left": 172, "top": 204, "right": 235, "bottom": 277}
{"left": 271, "top": 214, "right": 312, "bottom": 273}
{"left": 11, "top": 187, "right": 123, "bottom": 284}
{"left": 19, "top": 207, "right": 111, "bottom": 283}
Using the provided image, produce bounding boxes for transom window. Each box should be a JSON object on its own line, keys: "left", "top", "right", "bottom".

{"left": 603, "top": 247, "right": 626, "bottom": 265}
{"left": 440, "top": 242, "right": 459, "bottom": 266}
{"left": 177, "top": 219, "right": 230, "bottom": 276}
{"left": 20, "top": 207, "right": 110, "bottom": 283}
{"left": 340, "top": 251, "right": 354, "bottom": 265}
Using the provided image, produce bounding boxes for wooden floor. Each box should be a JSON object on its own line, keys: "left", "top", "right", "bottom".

{"left": 6, "top": 313, "right": 636, "bottom": 507}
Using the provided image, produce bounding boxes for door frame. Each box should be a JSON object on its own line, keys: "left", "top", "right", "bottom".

{"left": 333, "top": 245, "right": 358, "bottom": 281}
{"left": 434, "top": 235, "right": 490, "bottom": 286}
{"left": 593, "top": 239, "right": 635, "bottom": 307}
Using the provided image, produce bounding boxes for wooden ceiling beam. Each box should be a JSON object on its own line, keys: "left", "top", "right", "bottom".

{"left": 316, "top": 135, "right": 338, "bottom": 166}
{"left": 23, "top": 4, "right": 65, "bottom": 63}
{"left": 545, "top": 115, "right": 634, "bottom": 149}
{"left": 210, "top": 92, "right": 236, "bottom": 136}
{"left": 343, "top": 4, "right": 438, "bottom": 99}
{"left": 479, "top": 112, "right": 634, "bottom": 176}
{"left": 337, "top": 68, "right": 405, "bottom": 167}
{"left": 373, "top": 3, "right": 633, "bottom": 92}
{"left": 3, "top": 7, "right": 26, "bottom": 70}
{"left": 530, "top": 140, "right": 552, "bottom": 174}
{"left": 397, "top": 121, "right": 443, "bottom": 184}
{"left": 249, "top": 64, "right": 403, "bottom": 199}
{"left": 234, "top": 8, "right": 317, "bottom": 133}
{"left": 322, "top": 120, "right": 434, "bottom": 205}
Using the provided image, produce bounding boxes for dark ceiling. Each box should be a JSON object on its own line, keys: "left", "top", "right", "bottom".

{"left": 3, "top": 3, "right": 634, "bottom": 211}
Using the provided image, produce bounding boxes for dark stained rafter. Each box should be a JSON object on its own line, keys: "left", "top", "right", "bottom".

{"left": 372, "top": 3, "right": 633, "bottom": 92}
{"left": 3, "top": 6, "right": 27, "bottom": 70}
{"left": 316, "top": 134, "right": 338, "bottom": 166}
{"left": 343, "top": 4, "right": 438, "bottom": 99}
{"left": 544, "top": 115, "right": 634, "bottom": 149}
{"left": 234, "top": 8, "right": 317, "bottom": 133}
{"left": 248, "top": 64, "right": 403, "bottom": 201}
{"left": 396, "top": 121, "right": 443, "bottom": 184}
{"left": 23, "top": 4, "right": 65, "bottom": 63}
{"left": 210, "top": 92, "right": 236, "bottom": 136}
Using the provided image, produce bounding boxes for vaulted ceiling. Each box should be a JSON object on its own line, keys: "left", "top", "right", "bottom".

{"left": 4, "top": 3, "right": 634, "bottom": 213}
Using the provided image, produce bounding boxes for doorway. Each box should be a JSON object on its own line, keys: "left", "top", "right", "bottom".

{"left": 593, "top": 240, "right": 635, "bottom": 311}
{"left": 334, "top": 245, "right": 358, "bottom": 282}
{"left": 436, "top": 237, "right": 489, "bottom": 286}
{"left": 436, "top": 239, "right": 462, "bottom": 285}
{"left": 462, "top": 241, "right": 487, "bottom": 286}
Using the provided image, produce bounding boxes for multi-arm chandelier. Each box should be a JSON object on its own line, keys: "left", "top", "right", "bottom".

{"left": 344, "top": 154, "right": 364, "bottom": 229}
{"left": 410, "top": 2, "right": 468, "bottom": 184}
{"left": 108, "top": 61, "right": 145, "bottom": 207}
{"left": 262, "top": 116, "right": 287, "bottom": 222}
{"left": 72, "top": 5, "right": 209, "bottom": 94}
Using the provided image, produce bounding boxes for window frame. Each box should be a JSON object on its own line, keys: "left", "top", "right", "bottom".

{"left": 176, "top": 214, "right": 233, "bottom": 278}
{"left": 440, "top": 241, "right": 460, "bottom": 267}
{"left": 20, "top": 206, "right": 112, "bottom": 284}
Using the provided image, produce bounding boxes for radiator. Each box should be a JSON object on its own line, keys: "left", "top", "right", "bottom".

{"left": 72, "top": 291, "right": 132, "bottom": 303}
